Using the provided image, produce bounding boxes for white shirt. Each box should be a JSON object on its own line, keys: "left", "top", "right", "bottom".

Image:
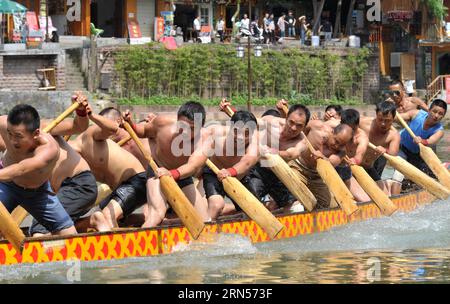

{"left": 217, "top": 20, "right": 225, "bottom": 31}
{"left": 240, "top": 18, "right": 249, "bottom": 30}
{"left": 194, "top": 18, "right": 201, "bottom": 31}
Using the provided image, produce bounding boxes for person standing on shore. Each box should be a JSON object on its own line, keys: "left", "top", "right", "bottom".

{"left": 286, "top": 11, "right": 296, "bottom": 38}
{"left": 299, "top": 16, "right": 309, "bottom": 46}
{"left": 216, "top": 15, "right": 225, "bottom": 43}
{"left": 193, "top": 15, "right": 201, "bottom": 43}
{"left": 268, "top": 14, "right": 276, "bottom": 44}
{"left": 277, "top": 13, "right": 287, "bottom": 39}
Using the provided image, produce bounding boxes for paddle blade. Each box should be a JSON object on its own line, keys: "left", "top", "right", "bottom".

{"left": 264, "top": 154, "right": 317, "bottom": 211}
{"left": 316, "top": 159, "right": 359, "bottom": 216}
{"left": 350, "top": 165, "right": 398, "bottom": 216}
{"left": 385, "top": 154, "right": 450, "bottom": 200}
{"left": 222, "top": 177, "right": 284, "bottom": 239}
{"left": 159, "top": 176, "right": 205, "bottom": 239}
{"left": 0, "top": 202, "right": 26, "bottom": 253}
{"left": 94, "top": 183, "right": 113, "bottom": 206}
{"left": 11, "top": 206, "right": 29, "bottom": 226}
{"left": 419, "top": 144, "right": 450, "bottom": 190}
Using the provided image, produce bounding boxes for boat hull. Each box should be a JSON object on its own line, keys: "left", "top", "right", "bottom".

{"left": 0, "top": 190, "right": 437, "bottom": 266}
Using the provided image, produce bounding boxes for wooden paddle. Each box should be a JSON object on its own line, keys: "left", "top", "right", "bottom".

{"left": 123, "top": 121, "right": 205, "bottom": 239}
{"left": 0, "top": 202, "right": 26, "bottom": 253}
{"left": 117, "top": 136, "right": 132, "bottom": 147}
{"left": 302, "top": 132, "right": 359, "bottom": 216}
{"left": 396, "top": 113, "right": 450, "bottom": 190}
{"left": 263, "top": 153, "right": 317, "bottom": 211}
{"left": 344, "top": 156, "right": 398, "bottom": 216}
{"left": 10, "top": 102, "right": 84, "bottom": 226}
{"left": 205, "top": 159, "right": 284, "bottom": 239}
{"left": 43, "top": 102, "right": 81, "bottom": 133}
{"left": 280, "top": 104, "right": 289, "bottom": 117}
{"left": 368, "top": 143, "right": 449, "bottom": 200}
{"left": 222, "top": 104, "right": 317, "bottom": 211}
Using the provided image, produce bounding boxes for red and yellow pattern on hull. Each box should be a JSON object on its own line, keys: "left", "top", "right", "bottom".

{"left": 0, "top": 190, "right": 437, "bottom": 266}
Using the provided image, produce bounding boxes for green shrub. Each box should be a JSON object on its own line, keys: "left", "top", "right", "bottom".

{"left": 113, "top": 44, "right": 370, "bottom": 104}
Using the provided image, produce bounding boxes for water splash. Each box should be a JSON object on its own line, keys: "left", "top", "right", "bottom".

{"left": 258, "top": 199, "right": 450, "bottom": 254}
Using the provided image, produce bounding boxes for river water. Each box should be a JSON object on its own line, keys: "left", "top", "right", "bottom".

{"left": 0, "top": 131, "right": 449, "bottom": 284}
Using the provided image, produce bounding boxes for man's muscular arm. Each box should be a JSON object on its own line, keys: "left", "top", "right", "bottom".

{"left": 387, "top": 130, "right": 401, "bottom": 156}
{"left": 88, "top": 113, "right": 120, "bottom": 141}
{"left": 351, "top": 131, "right": 369, "bottom": 165}
{"left": 0, "top": 142, "right": 58, "bottom": 181}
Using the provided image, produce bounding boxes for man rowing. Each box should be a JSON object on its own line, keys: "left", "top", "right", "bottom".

{"left": 97, "top": 107, "right": 151, "bottom": 169}
{"left": 359, "top": 101, "right": 401, "bottom": 194}
{"left": 29, "top": 94, "right": 109, "bottom": 235}
{"left": 70, "top": 108, "right": 148, "bottom": 229}
{"left": 290, "top": 120, "right": 354, "bottom": 209}
{"left": 123, "top": 102, "right": 210, "bottom": 227}
{"left": 203, "top": 111, "right": 260, "bottom": 220}
{"left": 391, "top": 99, "right": 447, "bottom": 195}
{"left": 388, "top": 80, "right": 429, "bottom": 113}
{"left": 219, "top": 99, "right": 309, "bottom": 211}
{"left": 0, "top": 105, "right": 76, "bottom": 236}
{"left": 324, "top": 109, "right": 371, "bottom": 202}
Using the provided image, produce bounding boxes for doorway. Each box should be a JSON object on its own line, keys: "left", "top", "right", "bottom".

{"left": 437, "top": 53, "right": 450, "bottom": 76}
{"left": 174, "top": 4, "right": 197, "bottom": 41}
{"left": 90, "top": 0, "right": 125, "bottom": 37}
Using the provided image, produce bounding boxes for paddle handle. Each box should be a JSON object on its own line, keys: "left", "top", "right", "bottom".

{"left": 301, "top": 131, "right": 316, "bottom": 154}
{"left": 206, "top": 159, "right": 221, "bottom": 175}
{"left": 123, "top": 122, "right": 159, "bottom": 172}
{"left": 224, "top": 105, "right": 235, "bottom": 118}
{"left": 43, "top": 102, "right": 80, "bottom": 133}
{"left": 0, "top": 202, "right": 26, "bottom": 253}
{"left": 281, "top": 104, "right": 289, "bottom": 117}
{"left": 117, "top": 136, "right": 132, "bottom": 147}
{"left": 63, "top": 135, "right": 71, "bottom": 141}
{"left": 396, "top": 112, "right": 417, "bottom": 139}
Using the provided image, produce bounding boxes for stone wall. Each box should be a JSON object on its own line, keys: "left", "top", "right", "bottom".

{"left": 0, "top": 51, "right": 66, "bottom": 91}
{"left": 362, "top": 50, "right": 381, "bottom": 103}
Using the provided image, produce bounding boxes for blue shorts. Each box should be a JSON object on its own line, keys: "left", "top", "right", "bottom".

{"left": 0, "top": 181, "right": 74, "bottom": 233}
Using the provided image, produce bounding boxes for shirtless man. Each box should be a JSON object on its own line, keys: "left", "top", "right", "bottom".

{"left": 391, "top": 99, "right": 447, "bottom": 195}
{"left": 29, "top": 95, "right": 109, "bottom": 235}
{"left": 289, "top": 121, "right": 354, "bottom": 209}
{"left": 97, "top": 107, "right": 151, "bottom": 169}
{"left": 123, "top": 102, "right": 210, "bottom": 227}
{"left": 359, "top": 101, "right": 401, "bottom": 194}
{"left": 70, "top": 109, "right": 147, "bottom": 229}
{"left": 323, "top": 109, "right": 370, "bottom": 202}
{"left": 0, "top": 105, "right": 76, "bottom": 236}
{"left": 388, "top": 80, "right": 429, "bottom": 113}
{"left": 219, "top": 99, "right": 309, "bottom": 211}
{"left": 203, "top": 111, "right": 260, "bottom": 220}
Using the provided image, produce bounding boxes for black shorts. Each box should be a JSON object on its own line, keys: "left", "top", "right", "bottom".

{"left": 202, "top": 166, "right": 259, "bottom": 211}
{"left": 244, "top": 163, "right": 295, "bottom": 207}
{"left": 364, "top": 156, "right": 387, "bottom": 181}
{"left": 30, "top": 171, "right": 98, "bottom": 235}
{"left": 335, "top": 165, "right": 352, "bottom": 181}
{"left": 99, "top": 172, "right": 148, "bottom": 217}
{"left": 399, "top": 145, "right": 435, "bottom": 177}
{"left": 146, "top": 165, "right": 194, "bottom": 189}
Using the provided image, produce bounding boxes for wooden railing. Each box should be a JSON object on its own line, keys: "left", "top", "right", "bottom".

{"left": 427, "top": 74, "right": 450, "bottom": 104}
